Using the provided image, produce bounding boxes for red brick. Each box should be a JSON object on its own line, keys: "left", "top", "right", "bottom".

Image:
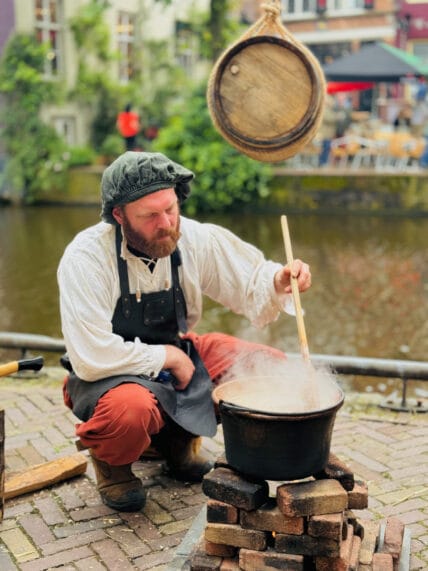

{"left": 239, "top": 548, "right": 304, "bottom": 571}
{"left": 277, "top": 480, "right": 348, "bottom": 517}
{"left": 202, "top": 468, "right": 269, "bottom": 511}
{"left": 190, "top": 553, "right": 222, "bottom": 570}
{"left": 314, "top": 452, "right": 355, "bottom": 491}
{"left": 241, "top": 498, "right": 304, "bottom": 535}
{"left": 358, "top": 520, "right": 380, "bottom": 566}
{"left": 275, "top": 532, "right": 340, "bottom": 557}
{"left": 348, "top": 480, "right": 369, "bottom": 510}
{"left": 308, "top": 512, "right": 344, "bottom": 541}
{"left": 207, "top": 500, "right": 238, "bottom": 524}
{"left": 315, "top": 524, "right": 354, "bottom": 571}
{"left": 380, "top": 517, "right": 404, "bottom": 560}
{"left": 349, "top": 534, "right": 362, "bottom": 571}
{"left": 220, "top": 557, "right": 240, "bottom": 570}
{"left": 205, "top": 540, "right": 237, "bottom": 558}
{"left": 345, "top": 509, "right": 364, "bottom": 539}
{"left": 373, "top": 552, "right": 394, "bottom": 571}
{"left": 205, "top": 523, "right": 267, "bottom": 551}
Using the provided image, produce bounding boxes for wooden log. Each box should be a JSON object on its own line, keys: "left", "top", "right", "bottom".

{"left": 4, "top": 452, "right": 87, "bottom": 500}
{"left": 0, "top": 410, "right": 4, "bottom": 521}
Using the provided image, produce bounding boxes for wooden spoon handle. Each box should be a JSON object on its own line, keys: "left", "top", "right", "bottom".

{"left": 281, "top": 215, "right": 310, "bottom": 361}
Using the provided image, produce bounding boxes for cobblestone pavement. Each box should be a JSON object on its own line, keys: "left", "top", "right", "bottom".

{"left": 0, "top": 369, "right": 427, "bottom": 571}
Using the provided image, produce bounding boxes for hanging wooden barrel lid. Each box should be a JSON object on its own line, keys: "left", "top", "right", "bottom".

{"left": 207, "top": 2, "right": 326, "bottom": 162}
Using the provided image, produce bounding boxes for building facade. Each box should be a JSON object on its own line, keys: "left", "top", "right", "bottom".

{"left": 0, "top": 0, "right": 209, "bottom": 146}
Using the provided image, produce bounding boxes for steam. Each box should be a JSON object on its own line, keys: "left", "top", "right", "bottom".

{"left": 216, "top": 352, "right": 342, "bottom": 414}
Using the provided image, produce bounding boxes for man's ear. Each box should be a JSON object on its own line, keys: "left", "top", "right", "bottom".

{"left": 112, "top": 206, "right": 123, "bottom": 225}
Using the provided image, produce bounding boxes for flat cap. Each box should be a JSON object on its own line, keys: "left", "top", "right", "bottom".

{"left": 101, "top": 151, "right": 194, "bottom": 224}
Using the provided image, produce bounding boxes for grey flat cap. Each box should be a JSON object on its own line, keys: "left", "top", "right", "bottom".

{"left": 101, "top": 151, "right": 194, "bottom": 224}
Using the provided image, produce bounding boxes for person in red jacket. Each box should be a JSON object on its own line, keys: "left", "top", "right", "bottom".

{"left": 116, "top": 103, "right": 140, "bottom": 151}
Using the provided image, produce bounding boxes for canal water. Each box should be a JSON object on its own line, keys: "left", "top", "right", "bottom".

{"left": 0, "top": 205, "right": 427, "bottom": 400}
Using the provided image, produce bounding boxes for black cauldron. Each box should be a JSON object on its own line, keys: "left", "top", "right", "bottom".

{"left": 212, "top": 378, "right": 344, "bottom": 481}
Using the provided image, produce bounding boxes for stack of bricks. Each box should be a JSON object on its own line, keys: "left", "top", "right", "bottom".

{"left": 189, "top": 454, "right": 408, "bottom": 571}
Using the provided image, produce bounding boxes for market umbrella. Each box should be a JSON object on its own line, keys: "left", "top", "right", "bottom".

{"left": 323, "top": 42, "right": 428, "bottom": 83}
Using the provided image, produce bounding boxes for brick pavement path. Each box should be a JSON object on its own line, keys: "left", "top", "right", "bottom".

{"left": 0, "top": 370, "right": 427, "bottom": 570}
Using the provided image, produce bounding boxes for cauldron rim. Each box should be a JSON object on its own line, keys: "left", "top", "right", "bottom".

{"left": 212, "top": 377, "right": 345, "bottom": 418}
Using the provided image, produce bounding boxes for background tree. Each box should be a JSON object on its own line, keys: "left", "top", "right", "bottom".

{"left": 0, "top": 34, "right": 68, "bottom": 201}
{"left": 153, "top": 83, "right": 272, "bottom": 214}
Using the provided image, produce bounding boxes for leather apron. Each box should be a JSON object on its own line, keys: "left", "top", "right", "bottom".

{"left": 65, "top": 226, "right": 217, "bottom": 437}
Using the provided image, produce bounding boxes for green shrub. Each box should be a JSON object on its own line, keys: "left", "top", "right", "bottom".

{"left": 66, "top": 146, "right": 97, "bottom": 167}
{"left": 0, "top": 33, "right": 67, "bottom": 201}
{"left": 99, "top": 134, "right": 125, "bottom": 162}
{"left": 153, "top": 85, "right": 272, "bottom": 214}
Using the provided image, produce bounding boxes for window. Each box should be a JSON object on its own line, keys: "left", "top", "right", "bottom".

{"left": 175, "top": 21, "right": 198, "bottom": 76}
{"left": 117, "top": 12, "right": 136, "bottom": 84}
{"left": 34, "top": 0, "right": 64, "bottom": 77}
{"left": 53, "top": 116, "right": 76, "bottom": 146}
{"left": 282, "top": 0, "right": 363, "bottom": 15}
{"left": 282, "top": 0, "right": 316, "bottom": 15}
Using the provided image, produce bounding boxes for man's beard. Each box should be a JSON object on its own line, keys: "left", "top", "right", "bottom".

{"left": 121, "top": 214, "right": 181, "bottom": 259}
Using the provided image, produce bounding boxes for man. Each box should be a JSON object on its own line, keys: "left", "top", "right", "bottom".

{"left": 116, "top": 103, "right": 140, "bottom": 151}
{"left": 58, "top": 151, "right": 311, "bottom": 512}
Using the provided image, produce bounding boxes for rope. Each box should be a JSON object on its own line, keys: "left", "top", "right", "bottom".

{"left": 241, "top": 0, "right": 287, "bottom": 41}
{"left": 261, "top": 0, "right": 281, "bottom": 20}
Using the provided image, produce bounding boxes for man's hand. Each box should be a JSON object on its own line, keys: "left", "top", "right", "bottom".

{"left": 164, "top": 344, "right": 195, "bottom": 390}
{"left": 274, "top": 259, "right": 311, "bottom": 295}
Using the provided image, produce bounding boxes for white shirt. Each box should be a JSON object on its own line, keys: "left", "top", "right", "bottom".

{"left": 57, "top": 217, "right": 293, "bottom": 381}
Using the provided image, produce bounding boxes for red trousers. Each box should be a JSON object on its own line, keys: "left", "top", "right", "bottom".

{"left": 64, "top": 332, "right": 285, "bottom": 465}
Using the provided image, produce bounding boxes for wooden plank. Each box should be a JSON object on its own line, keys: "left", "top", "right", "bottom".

{"left": 4, "top": 452, "right": 87, "bottom": 500}
{"left": 0, "top": 410, "right": 4, "bottom": 521}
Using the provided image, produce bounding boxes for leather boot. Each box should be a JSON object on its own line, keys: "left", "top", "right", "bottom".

{"left": 89, "top": 450, "right": 146, "bottom": 512}
{"left": 151, "top": 420, "right": 213, "bottom": 482}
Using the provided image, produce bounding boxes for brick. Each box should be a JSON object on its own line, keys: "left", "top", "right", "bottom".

{"left": 41, "top": 529, "right": 107, "bottom": 556}
{"left": 202, "top": 467, "right": 269, "bottom": 511}
{"left": 345, "top": 509, "right": 365, "bottom": 539}
{"left": 190, "top": 553, "right": 222, "bottom": 570}
{"left": 359, "top": 520, "right": 380, "bottom": 566}
{"left": 205, "top": 523, "right": 267, "bottom": 551}
{"left": 220, "top": 557, "right": 240, "bottom": 570}
{"left": 373, "top": 552, "right": 394, "bottom": 570}
{"left": 19, "top": 546, "right": 94, "bottom": 571}
{"left": 207, "top": 499, "right": 238, "bottom": 524}
{"left": 91, "top": 538, "right": 136, "bottom": 571}
{"left": 18, "top": 513, "right": 55, "bottom": 545}
{"left": 275, "top": 532, "right": 340, "bottom": 557}
{"left": 349, "top": 535, "right": 362, "bottom": 571}
{"left": 0, "top": 527, "right": 38, "bottom": 562}
{"left": 34, "top": 497, "right": 67, "bottom": 525}
{"left": 277, "top": 480, "right": 348, "bottom": 517}
{"left": 314, "top": 452, "right": 355, "bottom": 491}
{"left": 380, "top": 516, "right": 405, "bottom": 560}
{"left": 75, "top": 556, "right": 106, "bottom": 571}
{"left": 241, "top": 498, "right": 304, "bottom": 535}
{"left": 205, "top": 539, "right": 237, "bottom": 558}
{"left": 348, "top": 480, "right": 369, "bottom": 510}
{"left": 308, "top": 512, "right": 344, "bottom": 541}
{"left": 315, "top": 524, "right": 354, "bottom": 571}
{"left": 239, "top": 547, "right": 304, "bottom": 570}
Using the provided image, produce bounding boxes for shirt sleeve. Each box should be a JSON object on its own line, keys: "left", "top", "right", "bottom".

{"left": 57, "top": 249, "right": 166, "bottom": 382}
{"left": 187, "top": 222, "right": 295, "bottom": 329}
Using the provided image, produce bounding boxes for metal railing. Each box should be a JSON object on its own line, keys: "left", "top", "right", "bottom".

{"left": 0, "top": 332, "right": 427, "bottom": 412}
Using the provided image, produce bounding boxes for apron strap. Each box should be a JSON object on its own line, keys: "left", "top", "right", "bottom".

{"left": 171, "top": 249, "right": 188, "bottom": 334}
{"left": 115, "top": 225, "right": 132, "bottom": 319}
